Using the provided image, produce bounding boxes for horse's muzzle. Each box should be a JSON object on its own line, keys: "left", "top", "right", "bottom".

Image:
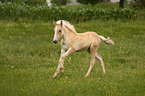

{"left": 53, "top": 40, "right": 58, "bottom": 44}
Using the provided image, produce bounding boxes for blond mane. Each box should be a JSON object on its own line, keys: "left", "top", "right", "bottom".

{"left": 56, "top": 20, "right": 77, "bottom": 33}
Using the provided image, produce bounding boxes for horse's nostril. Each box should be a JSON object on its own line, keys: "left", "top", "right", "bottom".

{"left": 53, "top": 40, "right": 58, "bottom": 44}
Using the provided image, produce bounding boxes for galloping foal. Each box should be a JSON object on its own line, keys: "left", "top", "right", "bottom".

{"left": 52, "top": 20, "right": 114, "bottom": 78}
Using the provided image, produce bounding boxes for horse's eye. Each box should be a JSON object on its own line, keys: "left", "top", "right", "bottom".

{"left": 59, "top": 30, "right": 61, "bottom": 32}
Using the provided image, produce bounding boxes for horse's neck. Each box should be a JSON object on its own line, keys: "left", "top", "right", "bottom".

{"left": 62, "top": 26, "right": 76, "bottom": 41}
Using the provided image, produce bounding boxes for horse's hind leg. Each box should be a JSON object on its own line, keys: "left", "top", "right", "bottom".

{"left": 85, "top": 47, "right": 96, "bottom": 77}
{"left": 95, "top": 52, "right": 106, "bottom": 74}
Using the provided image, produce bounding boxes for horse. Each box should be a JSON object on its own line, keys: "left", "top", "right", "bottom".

{"left": 52, "top": 20, "right": 114, "bottom": 78}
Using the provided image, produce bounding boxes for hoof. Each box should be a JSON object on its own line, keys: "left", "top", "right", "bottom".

{"left": 52, "top": 75, "right": 57, "bottom": 78}
{"left": 61, "top": 70, "right": 64, "bottom": 76}
{"left": 85, "top": 75, "right": 88, "bottom": 78}
{"left": 52, "top": 76, "right": 56, "bottom": 78}
{"left": 85, "top": 73, "right": 89, "bottom": 77}
{"left": 103, "top": 72, "right": 106, "bottom": 74}
{"left": 61, "top": 72, "right": 64, "bottom": 76}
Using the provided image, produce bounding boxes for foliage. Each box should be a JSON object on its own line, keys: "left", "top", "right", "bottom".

{"left": 0, "top": 2, "right": 144, "bottom": 22}
{"left": 0, "top": 20, "right": 145, "bottom": 96}
{"left": 0, "top": 0, "right": 46, "bottom": 6}
{"left": 77, "top": 0, "right": 104, "bottom": 5}
{"left": 51, "top": 0, "right": 68, "bottom": 6}
{"left": 130, "top": 0, "right": 145, "bottom": 8}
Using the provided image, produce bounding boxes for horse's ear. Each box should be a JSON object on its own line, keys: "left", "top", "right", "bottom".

{"left": 60, "top": 20, "right": 63, "bottom": 26}
{"left": 53, "top": 20, "right": 56, "bottom": 25}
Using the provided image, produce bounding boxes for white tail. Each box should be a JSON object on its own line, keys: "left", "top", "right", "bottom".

{"left": 99, "top": 35, "right": 115, "bottom": 45}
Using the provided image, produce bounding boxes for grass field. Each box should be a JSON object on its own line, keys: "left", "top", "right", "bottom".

{"left": 0, "top": 19, "right": 145, "bottom": 96}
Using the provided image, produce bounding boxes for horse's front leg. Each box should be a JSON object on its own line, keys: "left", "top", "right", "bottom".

{"left": 52, "top": 47, "right": 65, "bottom": 78}
{"left": 60, "top": 41, "right": 68, "bottom": 76}
{"left": 60, "top": 48, "right": 65, "bottom": 76}
{"left": 53, "top": 48, "right": 75, "bottom": 78}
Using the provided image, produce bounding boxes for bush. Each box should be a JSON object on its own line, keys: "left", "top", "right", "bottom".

{"left": 51, "top": 0, "right": 68, "bottom": 6}
{"left": 0, "top": 0, "right": 46, "bottom": 6}
{"left": 131, "top": 0, "right": 145, "bottom": 8}
{"left": 0, "top": 2, "right": 144, "bottom": 22}
{"left": 77, "top": 0, "right": 103, "bottom": 6}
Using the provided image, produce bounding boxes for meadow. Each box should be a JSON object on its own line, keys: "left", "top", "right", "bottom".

{"left": 0, "top": 19, "right": 145, "bottom": 96}
{"left": 0, "top": 1, "right": 145, "bottom": 96}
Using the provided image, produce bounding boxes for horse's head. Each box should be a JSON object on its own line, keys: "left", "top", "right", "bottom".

{"left": 53, "top": 20, "right": 63, "bottom": 44}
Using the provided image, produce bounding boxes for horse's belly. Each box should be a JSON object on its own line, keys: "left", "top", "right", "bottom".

{"left": 75, "top": 42, "right": 90, "bottom": 51}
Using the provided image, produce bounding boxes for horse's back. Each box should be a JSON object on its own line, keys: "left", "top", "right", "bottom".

{"left": 85, "top": 32, "right": 101, "bottom": 46}
{"left": 76, "top": 31, "right": 101, "bottom": 46}
{"left": 77, "top": 31, "right": 98, "bottom": 36}
{"left": 77, "top": 31, "right": 100, "bottom": 40}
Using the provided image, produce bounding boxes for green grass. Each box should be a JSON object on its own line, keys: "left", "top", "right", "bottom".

{"left": 0, "top": 20, "right": 145, "bottom": 96}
